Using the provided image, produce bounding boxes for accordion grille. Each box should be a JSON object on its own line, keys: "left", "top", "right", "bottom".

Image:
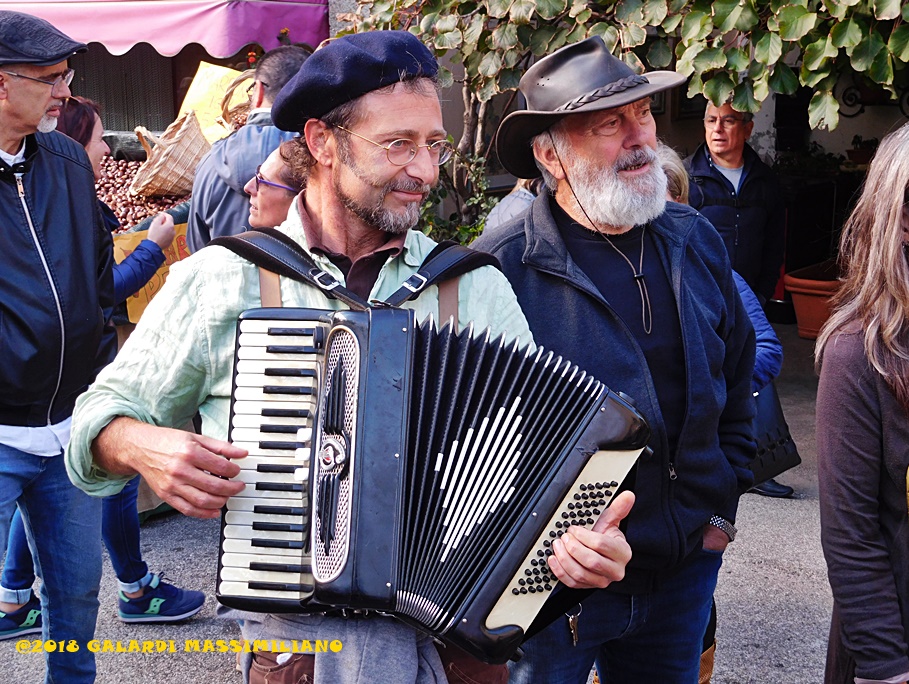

{"left": 313, "top": 327, "right": 359, "bottom": 582}
{"left": 395, "top": 321, "right": 604, "bottom": 631}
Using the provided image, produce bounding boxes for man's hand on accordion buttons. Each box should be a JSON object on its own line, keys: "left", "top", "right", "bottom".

{"left": 547, "top": 490, "right": 634, "bottom": 589}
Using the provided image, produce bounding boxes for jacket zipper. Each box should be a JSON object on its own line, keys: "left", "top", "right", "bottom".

{"left": 16, "top": 175, "right": 66, "bottom": 425}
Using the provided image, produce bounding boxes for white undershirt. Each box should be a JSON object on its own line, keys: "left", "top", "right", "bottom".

{"left": 0, "top": 137, "right": 72, "bottom": 456}
{"left": 716, "top": 164, "right": 744, "bottom": 192}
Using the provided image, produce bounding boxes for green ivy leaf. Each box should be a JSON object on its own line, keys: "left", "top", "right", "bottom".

{"left": 755, "top": 31, "right": 783, "bottom": 64}
{"left": 549, "top": 26, "right": 571, "bottom": 52}
{"left": 566, "top": 22, "right": 587, "bottom": 43}
{"left": 768, "top": 63, "right": 799, "bottom": 94}
{"left": 622, "top": 50, "right": 646, "bottom": 73}
{"left": 535, "top": 0, "right": 568, "bottom": 20}
{"left": 703, "top": 72, "right": 736, "bottom": 104}
{"left": 420, "top": 13, "right": 440, "bottom": 33}
{"left": 888, "top": 24, "right": 909, "bottom": 61}
{"left": 712, "top": 0, "right": 743, "bottom": 33}
{"left": 477, "top": 77, "right": 498, "bottom": 102}
{"left": 803, "top": 36, "right": 837, "bottom": 70}
{"left": 799, "top": 60, "right": 831, "bottom": 87}
{"left": 777, "top": 5, "right": 818, "bottom": 41}
{"left": 647, "top": 39, "right": 674, "bottom": 68}
{"left": 904, "top": 3, "right": 909, "bottom": 20}
{"left": 485, "top": 0, "right": 512, "bottom": 18}
{"left": 830, "top": 19, "right": 862, "bottom": 48}
{"left": 693, "top": 46, "right": 727, "bottom": 71}
{"left": 478, "top": 50, "right": 503, "bottom": 77}
{"left": 616, "top": 0, "right": 645, "bottom": 24}
{"left": 868, "top": 48, "right": 894, "bottom": 84}
{"left": 807, "top": 90, "right": 838, "bottom": 130}
{"left": 435, "top": 14, "right": 458, "bottom": 32}
{"left": 504, "top": 48, "right": 522, "bottom": 68}
{"left": 687, "top": 76, "right": 705, "bottom": 98}
{"left": 574, "top": 8, "right": 593, "bottom": 23}
{"left": 509, "top": 0, "right": 535, "bottom": 24}
{"left": 529, "top": 25, "right": 558, "bottom": 55}
{"left": 735, "top": 0, "right": 760, "bottom": 30}
{"left": 726, "top": 46, "right": 750, "bottom": 72}
{"left": 873, "top": 0, "right": 900, "bottom": 20}
{"left": 642, "top": 0, "right": 669, "bottom": 26}
{"left": 437, "top": 66, "right": 455, "bottom": 89}
{"left": 491, "top": 22, "right": 518, "bottom": 50}
{"left": 661, "top": 13, "right": 683, "bottom": 32}
{"left": 669, "top": 0, "right": 688, "bottom": 13}
{"left": 569, "top": 0, "right": 588, "bottom": 18}
{"left": 588, "top": 24, "right": 620, "bottom": 52}
{"left": 434, "top": 29, "right": 463, "bottom": 49}
{"left": 732, "top": 80, "right": 759, "bottom": 113}
{"left": 753, "top": 73, "right": 770, "bottom": 102}
{"left": 517, "top": 24, "right": 535, "bottom": 45}
{"left": 747, "top": 60, "right": 764, "bottom": 79}
{"left": 681, "top": 11, "right": 712, "bottom": 42}
{"left": 850, "top": 32, "right": 886, "bottom": 72}
{"left": 676, "top": 40, "right": 706, "bottom": 76}
{"left": 462, "top": 14, "right": 485, "bottom": 54}
{"left": 825, "top": 0, "right": 848, "bottom": 20}
{"left": 621, "top": 23, "right": 648, "bottom": 47}
{"left": 497, "top": 67, "right": 522, "bottom": 91}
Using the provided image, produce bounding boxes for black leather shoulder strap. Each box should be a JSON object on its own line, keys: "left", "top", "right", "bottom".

{"left": 383, "top": 240, "right": 501, "bottom": 307}
{"left": 209, "top": 228, "right": 370, "bottom": 311}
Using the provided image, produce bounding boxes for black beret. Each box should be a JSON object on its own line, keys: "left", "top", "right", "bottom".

{"left": 0, "top": 11, "right": 86, "bottom": 67}
{"left": 272, "top": 30, "right": 438, "bottom": 132}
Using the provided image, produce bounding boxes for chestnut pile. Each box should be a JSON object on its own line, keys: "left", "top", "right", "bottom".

{"left": 96, "top": 157, "right": 190, "bottom": 231}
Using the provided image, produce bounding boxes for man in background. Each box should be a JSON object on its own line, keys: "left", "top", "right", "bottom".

{"left": 186, "top": 45, "right": 309, "bottom": 252}
{"left": 0, "top": 10, "right": 117, "bottom": 681}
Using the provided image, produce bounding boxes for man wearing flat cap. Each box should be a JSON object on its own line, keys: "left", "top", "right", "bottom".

{"left": 0, "top": 10, "right": 116, "bottom": 682}
{"left": 474, "top": 36, "right": 756, "bottom": 682}
{"left": 67, "top": 30, "right": 634, "bottom": 683}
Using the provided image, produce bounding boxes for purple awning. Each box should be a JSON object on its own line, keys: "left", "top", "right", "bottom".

{"left": 0, "top": 0, "right": 329, "bottom": 57}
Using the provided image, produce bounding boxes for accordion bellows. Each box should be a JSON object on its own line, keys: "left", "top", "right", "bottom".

{"left": 218, "top": 307, "right": 650, "bottom": 663}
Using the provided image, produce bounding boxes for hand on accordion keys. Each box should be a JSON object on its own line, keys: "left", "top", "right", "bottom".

{"left": 546, "top": 490, "right": 635, "bottom": 589}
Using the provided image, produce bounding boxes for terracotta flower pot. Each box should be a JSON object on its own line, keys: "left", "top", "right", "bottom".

{"left": 783, "top": 259, "right": 840, "bottom": 340}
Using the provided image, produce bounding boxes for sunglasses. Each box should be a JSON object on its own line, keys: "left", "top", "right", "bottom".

{"left": 254, "top": 165, "right": 299, "bottom": 193}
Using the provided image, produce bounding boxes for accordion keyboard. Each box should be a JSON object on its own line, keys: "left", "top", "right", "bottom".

{"left": 218, "top": 313, "right": 326, "bottom": 606}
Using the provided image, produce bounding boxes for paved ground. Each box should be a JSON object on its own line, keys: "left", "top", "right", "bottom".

{"left": 3, "top": 322, "right": 829, "bottom": 683}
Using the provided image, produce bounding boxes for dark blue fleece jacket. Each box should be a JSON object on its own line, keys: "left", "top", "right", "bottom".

{"left": 473, "top": 196, "right": 755, "bottom": 583}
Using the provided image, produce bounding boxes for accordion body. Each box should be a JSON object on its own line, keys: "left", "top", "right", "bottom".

{"left": 218, "top": 307, "right": 650, "bottom": 663}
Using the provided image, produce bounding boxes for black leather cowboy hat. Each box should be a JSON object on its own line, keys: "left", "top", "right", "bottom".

{"left": 496, "top": 36, "right": 686, "bottom": 178}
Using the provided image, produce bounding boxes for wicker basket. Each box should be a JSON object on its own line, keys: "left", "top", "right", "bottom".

{"left": 129, "top": 110, "right": 211, "bottom": 198}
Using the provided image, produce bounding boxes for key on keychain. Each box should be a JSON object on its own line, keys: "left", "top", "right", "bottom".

{"left": 565, "top": 605, "right": 582, "bottom": 647}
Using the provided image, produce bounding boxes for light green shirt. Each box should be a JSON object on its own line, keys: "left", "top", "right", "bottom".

{"left": 66, "top": 200, "right": 533, "bottom": 496}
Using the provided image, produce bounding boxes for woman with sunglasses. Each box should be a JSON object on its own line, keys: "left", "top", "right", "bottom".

{"left": 0, "top": 97, "right": 203, "bottom": 642}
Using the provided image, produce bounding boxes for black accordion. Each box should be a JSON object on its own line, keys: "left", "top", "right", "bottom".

{"left": 217, "top": 307, "right": 650, "bottom": 663}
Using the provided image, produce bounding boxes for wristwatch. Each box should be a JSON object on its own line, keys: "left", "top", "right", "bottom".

{"left": 708, "top": 515, "right": 737, "bottom": 542}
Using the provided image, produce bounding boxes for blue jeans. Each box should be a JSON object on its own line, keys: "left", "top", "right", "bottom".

{"left": 2, "top": 476, "right": 151, "bottom": 596}
{"left": 508, "top": 548, "right": 723, "bottom": 684}
{"left": 0, "top": 444, "right": 101, "bottom": 683}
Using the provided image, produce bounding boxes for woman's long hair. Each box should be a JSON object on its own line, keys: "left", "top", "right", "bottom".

{"left": 816, "top": 122, "right": 909, "bottom": 411}
{"left": 58, "top": 96, "right": 102, "bottom": 149}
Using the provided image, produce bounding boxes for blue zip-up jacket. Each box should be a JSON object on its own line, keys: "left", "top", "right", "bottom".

{"left": 474, "top": 196, "right": 755, "bottom": 582}
{"left": 0, "top": 132, "right": 117, "bottom": 427}
{"left": 99, "top": 201, "right": 166, "bottom": 304}
{"left": 733, "top": 270, "right": 782, "bottom": 392}
{"left": 687, "top": 142, "right": 785, "bottom": 303}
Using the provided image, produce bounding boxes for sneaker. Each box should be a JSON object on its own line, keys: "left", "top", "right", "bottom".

{"left": 118, "top": 573, "right": 205, "bottom": 623}
{"left": 0, "top": 594, "right": 42, "bottom": 641}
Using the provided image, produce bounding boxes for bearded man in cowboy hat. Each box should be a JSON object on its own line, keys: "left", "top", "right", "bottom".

{"left": 474, "top": 37, "right": 757, "bottom": 683}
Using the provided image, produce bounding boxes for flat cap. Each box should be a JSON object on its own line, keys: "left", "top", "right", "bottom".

{"left": 272, "top": 30, "right": 437, "bottom": 132}
{"left": 0, "top": 11, "right": 86, "bottom": 66}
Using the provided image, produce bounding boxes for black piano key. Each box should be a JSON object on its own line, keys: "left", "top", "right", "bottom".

{"left": 252, "top": 539, "right": 305, "bottom": 549}
{"left": 248, "top": 581, "right": 313, "bottom": 592}
{"left": 261, "top": 408, "right": 311, "bottom": 418}
{"left": 259, "top": 424, "right": 300, "bottom": 434}
{"left": 253, "top": 505, "right": 305, "bottom": 516}
{"left": 263, "top": 386, "right": 314, "bottom": 395}
{"left": 257, "top": 464, "right": 299, "bottom": 473}
{"left": 256, "top": 482, "right": 303, "bottom": 492}
{"left": 253, "top": 521, "right": 306, "bottom": 533}
{"left": 249, "top": 561, "right": 311, "bottom": 574}
{"left": 266, "top": 327, "right": 317, "bottom": 336}
{"left": 264, "top": 368, "right": 316, "bottom": 377}
{"left": 256, "top": 443, "right": 304, "bottom": 452}
{"left": 265, "top": 345, "right": 319, "bottom": 354}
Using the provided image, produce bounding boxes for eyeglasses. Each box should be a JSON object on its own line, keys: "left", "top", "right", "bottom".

{"left": 334, "top": 125, "right": 454, "bottom": 166}
{"left": 246, "top": 81, "right": 268, "bottom": 97}
{"left": 0, "top": 68, "right": 74, "bottom": 96}
{"left": 254, "top": 165, "right": 299, "bottom": 193}
{"left": 704, "top": 115, "right": 747, "bottom": 128}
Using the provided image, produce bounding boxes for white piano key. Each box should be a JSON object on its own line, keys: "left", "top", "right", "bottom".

{"left": 239, "top": 319, "right": 324, "bottom": 335}
{"left": 238, "top": 482, "right": 302, "bottom": 500}
{"left": 224, "top": 511, "right": 305, "bottom": 527}
{"left": 234, "top": 386, "right": 316, "bottom": 402}
{"left": 233, "top": 399, "right": 317, "bottom": 415}
{"left": 231, "top": 413, "right": 312, "bottom": 429}
{"left": 237, "top": 346, "right": 318, "bottom": 361}
{"left": 221, "top": 537, "right": 300, "bottom": 557}
{"left": 223, "top": 524, "right": 303, "bottom": 542}
{"left": 219, "top": 566, "right": 312, "bottom": 585}
{"left": 238, "top": 332, "right": 316, "bottom": 348}
{"left": 234, "top": 456, "right": 310, "bottom": 473}
{"left": 233, "top": 442, "right": 312, "bottom": 459}
{"left": 218, "top": 581, "right": 309, "bottom": 601}
{"left": 220, "top": 552, "right": 310, "bottom": 571}
{"left": 230, "top": 427, "right": 312, "bottom": 445}
{"left": 233, "top": 469, "right": 306, "bottom": 487}
{"left": 225, "top": 496, "right": 305, "bottom": 513}
{"left": 235, "top": 359, "right": 320, "bottom": 375}
{"left": 235, "top": 373, "right": 317, "bottom": 389}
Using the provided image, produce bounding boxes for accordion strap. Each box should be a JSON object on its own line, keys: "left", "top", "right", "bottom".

{"left": 209, "top": 228, "right": 371, "bottom": 311}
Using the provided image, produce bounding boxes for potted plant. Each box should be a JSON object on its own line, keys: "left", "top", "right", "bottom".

{"left": 847, "top": 135, "right": 878, "bottom": 165}
{"left": 783, "top": 259, "right": 841, "bottom": 340}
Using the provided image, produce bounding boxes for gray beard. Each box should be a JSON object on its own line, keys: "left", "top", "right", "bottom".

{"left": 565, "top": 147, "right": 667, "bottom": 230}
{"left": 37, "top": 115, "right": 57, "bottom": 133}
{"left": 335, "top": 149, "right": 427, "bottom": 235}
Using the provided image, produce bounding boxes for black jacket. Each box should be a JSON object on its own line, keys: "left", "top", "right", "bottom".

{"left": 474, "top": 196, "right": 755, "bottom": 588}
{"left": 0, "top": 132, "right": 117, "bottom": 427}
{"left": 687, "top": 142, "right": 785, "bottom": 302}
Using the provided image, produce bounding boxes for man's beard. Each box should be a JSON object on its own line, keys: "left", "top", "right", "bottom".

{"left": 37, "top": 114, "right": 58, "bottom": 133}
{"left": 335, "top": 149, "right": 429, "bottom": 235}
{"left": 563, "top": 146, "right": 667, "bottom": 230}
